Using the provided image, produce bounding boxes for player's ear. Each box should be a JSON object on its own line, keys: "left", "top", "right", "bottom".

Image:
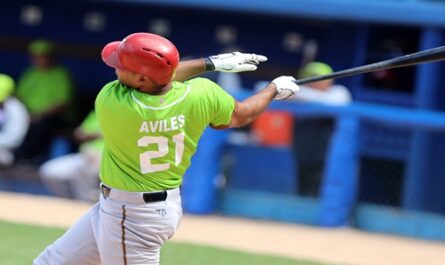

{"left": 136, "top": 74, "right": 147, "bottom": 85}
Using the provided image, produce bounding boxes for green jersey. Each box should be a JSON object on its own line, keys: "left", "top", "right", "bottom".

{"left": 16, "top": 66, "right": 73, "bottom": 114}
{"left": 78, "top": 110, "right": 104, "bottom": 154}
{"left": 95, "top": 78, "right": 235, "bottom": 191}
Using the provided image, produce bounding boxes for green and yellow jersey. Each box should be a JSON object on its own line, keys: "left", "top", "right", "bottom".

{"left": 95, "top": 78, "right": 235, "bottom": 192}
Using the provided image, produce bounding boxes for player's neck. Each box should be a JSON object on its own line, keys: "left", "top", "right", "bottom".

{"left": 138, "top": 83, "right": 172, "bottom": 95}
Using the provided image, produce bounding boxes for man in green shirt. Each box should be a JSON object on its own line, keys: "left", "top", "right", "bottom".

{"left": 34, "top": 33, "right": 299, "bottom": 265}
{"left": 15, "top": 39, "right": 73, "bottom": 163}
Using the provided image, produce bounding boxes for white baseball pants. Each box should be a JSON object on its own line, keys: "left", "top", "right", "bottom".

{"left": 33, "top": 186, "right": 182, "bottom": 265}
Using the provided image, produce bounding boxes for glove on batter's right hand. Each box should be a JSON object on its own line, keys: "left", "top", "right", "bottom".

{"left": 271, "top": 76, "right": 300, "bottom": 100}
{"left": 207, "top": 52, "right": 268, "bottom": 72}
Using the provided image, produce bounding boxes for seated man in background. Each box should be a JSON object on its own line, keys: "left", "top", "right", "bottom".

{"left": 39, "top": 110, "right": 102, "bottom": 202}
{"left": 15, "top": 39, "right": 74, "bottom": 164}
{"left": 0, "top": 74, "right": 29, "bottom": 167}
{"left": 292, "top": 62, "right": 352, "bottom": 197}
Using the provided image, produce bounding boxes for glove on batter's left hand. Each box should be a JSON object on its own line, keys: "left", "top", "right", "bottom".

{"left": 272, "top": 76, "right": 300, "bottom": 100}
{"left": 206, "top": 52, "right": 268, "bottom": 72}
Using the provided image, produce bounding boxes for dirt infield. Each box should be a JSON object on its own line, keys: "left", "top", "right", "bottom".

{"left": 2, "top": 191, "right": 445, "bottom": 265}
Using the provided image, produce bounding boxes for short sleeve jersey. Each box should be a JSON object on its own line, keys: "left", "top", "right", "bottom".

{"left": 95, "top": 78, "right": 235, "bottom": 191}
{"left": 16, "top": 66, "right": 73, "bottom": 114}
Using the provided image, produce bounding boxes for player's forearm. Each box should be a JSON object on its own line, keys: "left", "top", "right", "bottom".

{"left": 229, "top": 84, "right": 277, "bottom": 128}
{"left": 173, "top": 59, "right": 207, "bottom": 82}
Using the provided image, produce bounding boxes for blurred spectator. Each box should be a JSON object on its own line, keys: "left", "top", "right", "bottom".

{"left": 292, "top": 62, "right": 352, "bottom": 197}
{"left": 0, "top": 74, "right": 29, "bottom": 167}
{"left": 291, "top": 62, "right": 351, "bottom": 105}
{"left": 39, "top": 110, "right": 102, "bottom": 202}
{"left": 15, "top": 39, "right": 74, "bottom": 164}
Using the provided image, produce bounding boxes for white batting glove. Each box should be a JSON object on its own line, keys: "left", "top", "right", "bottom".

{"left": 206, "top": 52, "right": 268, "bottom": 72}
{"left": 271, "top": 76, "right": 300, "bottom": 100}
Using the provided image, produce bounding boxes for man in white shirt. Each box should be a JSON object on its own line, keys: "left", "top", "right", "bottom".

{"left": 0, "top": 74, "right": 30, "bottom": 166}
{"left": 292, "top": 61, "right": 351, "bottom": 105}
{"left": 292, "top": 62, "right": 351, "bottom": 196}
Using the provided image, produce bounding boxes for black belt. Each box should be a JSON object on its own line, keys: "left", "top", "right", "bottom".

{"left": 101, "top": 184, "right": 168, "bottom": 203}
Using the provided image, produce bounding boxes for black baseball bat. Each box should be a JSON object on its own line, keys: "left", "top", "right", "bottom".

{"left": 294, "top": 45, "right": 445, "bottom": 85}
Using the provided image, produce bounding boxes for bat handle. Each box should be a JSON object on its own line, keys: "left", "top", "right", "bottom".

{"left": 293, "top": 76, "right": 325, "bottom": 85}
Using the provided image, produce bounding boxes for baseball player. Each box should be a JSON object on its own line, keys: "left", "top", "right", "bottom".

{"left": 34, "top": 32, "right": 299, "bottom": 265}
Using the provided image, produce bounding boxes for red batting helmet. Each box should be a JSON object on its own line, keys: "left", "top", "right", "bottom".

{"left": 101, "top": 33, "right": 180, "bottom": 85}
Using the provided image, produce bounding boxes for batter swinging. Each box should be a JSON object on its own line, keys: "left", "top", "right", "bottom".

{"left": 34, "top": 32, "right": 299, "bottom": 265}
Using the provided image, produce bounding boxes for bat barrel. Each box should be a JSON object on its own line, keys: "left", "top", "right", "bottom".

{"left": 294, "top": 45, "right": 445, "bottom": 85}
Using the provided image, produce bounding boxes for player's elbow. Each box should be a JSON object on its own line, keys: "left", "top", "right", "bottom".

{"left": 228, "top": 105, "right": 256, "bottom": 128}
{"left": 228, "top": 117, "right": 248, "bottom": 128}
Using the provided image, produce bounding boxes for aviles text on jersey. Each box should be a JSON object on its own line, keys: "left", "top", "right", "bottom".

{"left": 139, "top": 115, "right": 185, "bottom": 133}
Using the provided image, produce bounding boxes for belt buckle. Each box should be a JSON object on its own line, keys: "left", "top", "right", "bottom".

{"left": 101, "top": 185, "right": 111, "bottom": 199}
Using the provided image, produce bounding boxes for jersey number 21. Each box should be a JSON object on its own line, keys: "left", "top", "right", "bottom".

{"left": 137, "top": 132, "right": 185, "bottom": 173}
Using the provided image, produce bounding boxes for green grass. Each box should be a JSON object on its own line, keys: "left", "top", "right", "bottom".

{"left": 0, "top": 220, "right": 328, "bottom": 265}
{"left": 161, "top": 243, "right": 326, "bottom": 265}
{"left": 0, "top": 220, "right": 66, "bottom": 265}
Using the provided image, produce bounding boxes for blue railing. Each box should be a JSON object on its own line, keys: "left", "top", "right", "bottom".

{"left": 270, "top": 101, "right": 445, "bottom": 130}
{"left": 220, "top": 96, "right": 445, "bottom": 241}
